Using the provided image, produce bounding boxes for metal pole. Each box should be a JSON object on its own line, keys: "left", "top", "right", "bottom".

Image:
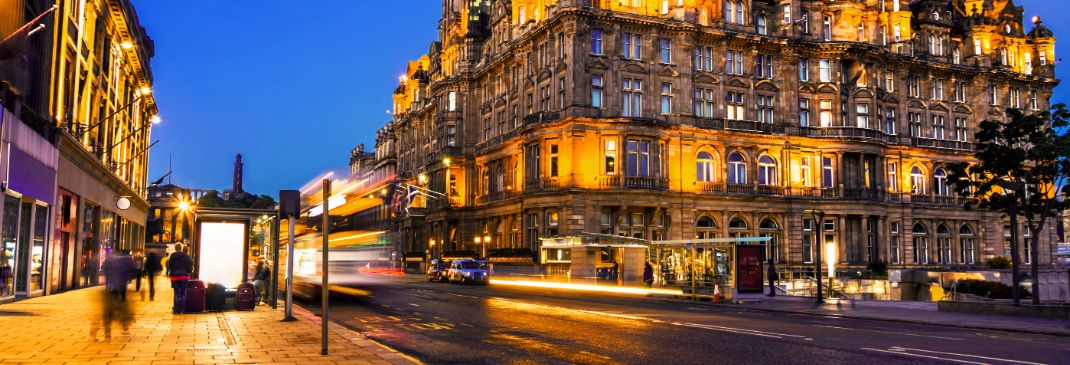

{"left": 283, "top": 216, "right": 296, "bottom": 321}
{"left": 1009, "top": 199, "right": 1022, "bottom": 306}
{"left": 321, "top": 179, "right": 330, "bottom": 355}
{"left": 814, "top": 212, "right": 825, "bottom": 303}
{"left": 270, "top": 216, "right": 280, "bottom": 309}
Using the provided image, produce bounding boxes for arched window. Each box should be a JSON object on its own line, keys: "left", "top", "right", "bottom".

{"left": 757, "top": 15, "right": 767, "bottom": 35}
{"left": 760, "top": 218, "right": 779, "bottom": 263}
{"left": 910, "top": 166, "right": 926, "bottom": 194}
{"left": 936, "top": 224, "right": 952, "bottom": 264}
{"left": 736, "top": 1, "right": 744, "bottom": 25}
{"left": 757, "top": 155, "right": 778, "bottom": 186}
{"left": 697, "top": 151, "right": 716, "bottom": 182}
{"left": 729, "top": 216, "right": 749, "bottom": 238}
{"left": 912, "top": 223, "right": 929, "bottom": 264}
{"left": 959, "top": 225, "right": 975, "bottom": 264}
{"left": 724, "top": 0, "right": 734, "bottom": 23}
{"left": 728, "top": 152, "right": 747, "bottom": 184}
{"left": 696, "top": 216, "right": 718, "bottom": 239}
{"left": 934, "top": 168, "right": 948, "bottom": 196}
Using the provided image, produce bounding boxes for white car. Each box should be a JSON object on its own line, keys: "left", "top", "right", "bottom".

{"left": 448, "top": 260, "right": 490, "bottom": 285}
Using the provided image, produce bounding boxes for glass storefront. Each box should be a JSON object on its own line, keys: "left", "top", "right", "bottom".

{"left": 30, "top": 204, "right": 47, "bottom": 292}
{"left": 80, "top": 203, "right": 99, "bottom": 287}
{"left": 1, "top": 195, "right": 18, "bottom": 298}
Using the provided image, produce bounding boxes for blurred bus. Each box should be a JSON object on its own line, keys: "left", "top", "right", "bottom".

{"left": 285, "top": 229, "right": 400, "bottom": 298}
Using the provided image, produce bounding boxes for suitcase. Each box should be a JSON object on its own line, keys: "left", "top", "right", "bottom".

{"left": 206, "top": 283, "right": 226, "bottom": 311}
{"left": 235, "top": 282, "right": 256, "bottom": 310}
{"left": 185, "top": 280, "right": 206, "bottom": 313}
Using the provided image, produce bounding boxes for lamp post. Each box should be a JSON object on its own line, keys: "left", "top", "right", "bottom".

{"left": 804, "top": 209, "right": 825, "bottom": 303}
{"left": 474, "top": 236, "right": 482, "bottom": 259}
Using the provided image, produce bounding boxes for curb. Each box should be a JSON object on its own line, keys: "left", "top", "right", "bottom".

{"left": 650, "top": 297, "right": 1070, "bottom": 338}
{"left": 292, "top": 304, "right": 426, "bottom": 365}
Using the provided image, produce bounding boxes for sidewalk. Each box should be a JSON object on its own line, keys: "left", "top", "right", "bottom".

{"left": 0, "top": 277, "right": 420, "bottom": 364}
{"left": 660, "top": 294, "right": 1070, "bottom": 337}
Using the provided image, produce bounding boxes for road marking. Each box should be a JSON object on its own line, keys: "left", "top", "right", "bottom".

{"left": 814, "top": 325, "right": 965, "bottom": 341}
{"left": 862, "top": 347, "right": 987, "bottom": 364}
{"left": 672, "top": 322, "right": 806, "bottom": 339}
{"left": 888, "top": 346, "right": 1048, "bottom": 365}
{"left": 409, "top": 303, "right": 420, "bottom": 307}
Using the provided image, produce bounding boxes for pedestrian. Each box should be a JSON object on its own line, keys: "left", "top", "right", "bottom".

{"left": 252, "top": 260, "right": 271, "bottom": 303}
{"left": 643, "top": 261, "right": 654, "bottom": 287}
{"left": 98, "top": 250, "right": 134, "bottom": 338}
{"left": 767, "top": 258, "right": 777, "bottom": 297}
{"left": 167, "top": 244, "right": 195, "bottom": 314}
{"left": 144, "top": 251, "right": 163, "bottom": 300}
{"left": 132, "top": 251, "right": 145, "bottom": 292}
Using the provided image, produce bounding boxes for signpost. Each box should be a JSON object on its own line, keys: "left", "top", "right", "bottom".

{"left": 278, "top": 190, "right": 300, "bottom": 322}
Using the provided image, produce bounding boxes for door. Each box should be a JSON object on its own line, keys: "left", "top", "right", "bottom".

{"left": 15, "top": 202, "right": 31, "bottom": 294}
{"left": 736, "top": 245, "right": 764, "bottom": 293}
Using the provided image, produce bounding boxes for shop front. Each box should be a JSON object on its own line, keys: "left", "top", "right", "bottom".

{"left": 53, "top": 131, "right": 147, "bottom": 294}
{"left": 0, "top": 108, "right": 58, "bottom": 300}
{"left": 538, "top": 234, "right": 648, "bottom": 284}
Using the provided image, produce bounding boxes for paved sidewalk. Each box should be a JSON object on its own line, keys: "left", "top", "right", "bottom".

{"left": 0, "top": 277, "right": 420, "bottom": 364}
{"left": 661, "top": 295, "right": 1070, "bottom": 336}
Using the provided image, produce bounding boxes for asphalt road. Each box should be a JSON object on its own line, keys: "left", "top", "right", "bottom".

{"left": 301, "top": 276, "right": 1070, "bottom": 365}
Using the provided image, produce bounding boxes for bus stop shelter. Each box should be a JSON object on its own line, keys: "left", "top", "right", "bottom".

{"left": 190, "top": 207, "right": 278, "bottom": 304}
{"left": 649, "top": 237, "right": 771, "bottom": 302}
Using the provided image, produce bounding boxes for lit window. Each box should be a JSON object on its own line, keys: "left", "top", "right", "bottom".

{"left": 726, "top": 92, "right": 745, "bottom": 120}
{"left": 823, "top": 16, "right": 832, "bottom": 41}
{"left": 819, "top": 59, "right": 831, "bottom": 82}
{"left": 819, "top": 100, "right": 833, "bottom": 127}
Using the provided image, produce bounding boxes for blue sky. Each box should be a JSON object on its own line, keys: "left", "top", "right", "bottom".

{"left": 137, "top": 1, "right": 441, "bottom": 194}
{"left": 138, "top": 0, "right": 1067, "bottom": 195}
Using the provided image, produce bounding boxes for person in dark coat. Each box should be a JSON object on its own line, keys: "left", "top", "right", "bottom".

{"left": 144, "top": 251, "right": 163, "bottom": 300}
{"left": 252, "top": 260, "right": 271, "bottom": 303}
{"left": 766, "top": 259, "right": 778, "bottom": 297}
{"left": 642, "top": 262, "right": 654, "bottom": 287}
{"left": 167, "top": 245, "right": 195, "bottom": 314}
{"left": 98, "top": 250, "right": 134, "bottom": 338}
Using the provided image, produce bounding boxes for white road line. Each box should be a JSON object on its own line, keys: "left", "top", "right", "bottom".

{"left": 409, "top": 303, "right": 420, "bottom": 307}
{"left": 814, "top": 325, "right": 965, "bottom": 341}
{"left": 673, "top": 322, "right": 807, "bottom": 339}
{"left": 862, "top": 348, "right": 989, "bottom": 364}
{"left": 889, "top": 347, "right": 1048, "bottom": 365}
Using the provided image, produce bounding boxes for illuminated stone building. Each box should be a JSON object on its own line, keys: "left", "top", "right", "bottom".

{"left": 0, "top": 0, "right": 157, "bottom": 298}
{"left": 380, "top": 0, "right": 1059, "bottom": 275}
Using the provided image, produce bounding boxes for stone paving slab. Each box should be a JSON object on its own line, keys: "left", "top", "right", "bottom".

{"left": 0, "top": 276, "right": 421, "bottom": 365}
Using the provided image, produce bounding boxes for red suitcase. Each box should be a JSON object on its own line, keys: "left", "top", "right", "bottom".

{"left": 185, "top": 280, "right": 206, "bottom": 313}
{"left": 235, "top": 282, "right": 256, "bottom": 310}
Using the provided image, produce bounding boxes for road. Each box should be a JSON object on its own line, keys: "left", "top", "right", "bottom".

{"left": 301, "top": 276, "right": 1070, "bottom": 365}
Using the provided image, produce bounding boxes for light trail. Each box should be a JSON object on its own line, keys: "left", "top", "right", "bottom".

{"left": 488, "top": 279, "right": 684, "bottom": 296}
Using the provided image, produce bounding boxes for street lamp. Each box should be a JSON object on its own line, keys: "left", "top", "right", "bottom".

{"left": 804, "top": 209, "right": 826, "bottom": 303}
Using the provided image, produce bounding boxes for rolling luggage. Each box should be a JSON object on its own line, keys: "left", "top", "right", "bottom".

{"left": 185, "top": 280, "right": 206, "bottom": 313}
{"left": 206, "top": 283, "right": 226, "bottom": 311}
{"left": 235, "top": 282, "right": 256, "bottom": 310}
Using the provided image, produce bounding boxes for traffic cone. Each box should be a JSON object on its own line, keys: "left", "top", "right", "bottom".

{"left": 713, "top": 284, "right": 722, "bottom": 302}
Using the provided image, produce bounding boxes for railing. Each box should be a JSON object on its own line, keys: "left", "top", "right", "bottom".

{"left": 475, "top": 128, "right": 520, "bottom": 153}
{"left": 525, "top": 177, "right": 561, "bottom": 191}
{"left": 911, "top": 137, "right": 974, "bottom": 151}
{"left": 756, "top": 185, "right": 786, "bottom": 196}
{"left": 725, "top": 119, "right": 785, "bottom": 134}
{"left": 523, "top": 111, "right": 560, "bottom": 126}
{"left": 802, "top": 126, "right": 898, "bottom": 144}
{"left": 694, "top": 118, "right": 725, "bottom": 130}
{"left": 726, "top": 183, "right": 753, "bottom": 195}
{"left": 596, "top": 175, "right": 666, "bottom": 190}
{"left": 842, "top": 187, "right": 881, "bottom": 201}
{"left": 623, "top": 176, "right": 667, "bottom": 189}
{"left": 695, "top": 181, "right": 724, "bottom": 193}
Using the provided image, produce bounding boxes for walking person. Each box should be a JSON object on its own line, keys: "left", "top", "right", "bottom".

{"left": 167, "top": 244, "right": 195, "bottom": 314}
{"left": 144, "top": 251, "right": 163, "bottom": 300}
{"left": 643, "top": 261, "right": 654, "bottom": 287}
{"left": 98, "top": 250, "right": 134, "bottom": 339}
{"left": 251, "top": 260, "right": 271, "bottom": 303}
{"left": 766, "top": 259, "right": 778, "bottom": 297}
{"left": 132, "top": 251, "right": 145, "bottom": 292}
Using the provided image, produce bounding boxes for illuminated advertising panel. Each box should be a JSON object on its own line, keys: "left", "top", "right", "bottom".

{"left": 198, "top": 222, "right": 246, "bottom": 288}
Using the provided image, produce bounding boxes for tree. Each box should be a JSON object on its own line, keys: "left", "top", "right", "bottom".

{"left": 197, "top": 190, "right": 225, "bottom": 208}
{"left": 250, "top": 195, "right": 276, "bottom": 209}
{"left": 948, "top": 104, "right": 1070, "bottom": 305}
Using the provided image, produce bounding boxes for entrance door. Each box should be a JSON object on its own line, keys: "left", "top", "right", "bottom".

{"left": 15, "top": 202, "right": 32, "bottom": 295}
{"left": 736, "top": 245, "right": 764, "bottom": 293}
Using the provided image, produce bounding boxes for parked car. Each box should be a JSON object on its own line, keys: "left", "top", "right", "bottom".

{"left": 448, "top": 259, "right": 490, "bottom": 285}
{"left": 427, "top": 259, "right": 450, "bottom": 282}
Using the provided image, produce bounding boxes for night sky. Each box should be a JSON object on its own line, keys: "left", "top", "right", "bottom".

{"left": 138, "top": 0, "right": 1068, "bottom": 195}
